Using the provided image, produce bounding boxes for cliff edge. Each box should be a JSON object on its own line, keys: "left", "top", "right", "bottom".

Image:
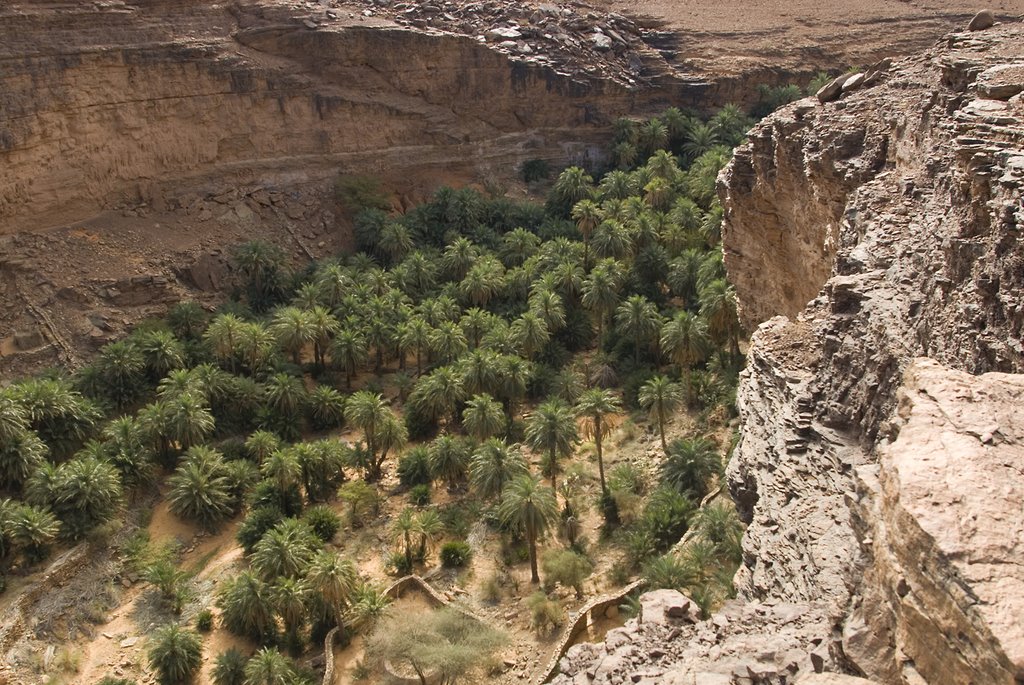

{"left": 554, "top": 17, "right": 1024, "bottom": 685}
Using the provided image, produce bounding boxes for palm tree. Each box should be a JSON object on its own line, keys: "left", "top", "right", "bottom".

{"left": 638, "top": 118, "right": 669, "bottom": 156}
{"left": 416, "top": 366, "right": 466, "bottom": 427}
{"left": 662, "top": 437, "right": 720, "bottom": 500}
{"left": 167, "top": 301, "right": 208, "bottom": 340}
{"left": 245, "top": 430, "right": 281, "bottom": 464}
{"left": 344, "top": 391, "right": 388, "bottom": 461}
{"left": 261, "top": 448, "right": 302, "bottom": 499}
{"left": 251, "top": 520, "right": 317, "bottom": 580}
{"left": 307, "top": 385, "right": 346, "bottom": 431}
{"left": 590, "top": 220, "right": 631, "bottom": 260}
{"left": 273, "top": 576, "right": 309, "bottom": 646}
{"left": 315, "top": 263, "right": 351, "bottom": 308}
{"left": 661, "top": 311, "right": 710, "bottom": 371}
{"left": 667, "top": 249, "right": 703, "bottom": 304}
{"left": 442, "top": 237, "right": 479, "bottom": 281}
{"left": 378, "top": 222, "right": 414, "bottom": 264}
{"left": 204, "top": 313, "right": 245, "bottom": 373}
{"left": 414, "top": 509, "right": 444, "bottom": 562}
{"left": 572, "top": 199, "right": 602, "bottom": 267}
{"left": 682, "top": 122, "right": 720, "bottom": 161}
{"left": 168, "top": 447, "right": 233, "bottom": 530}
{"left": 462, "top": 394, "right": 505, "bottom": 441}
{"left": 496, "top": 355, "right": 531, "bottom": 422}
{"left": 470, "top": 439, "right": 528, "bottom": 501}
{"left": 428, "top": 434, "right": 471, "bottom": 489}
{"left": 236, "top": 322, "right": 276, "bottom": 374}
{"left": 0, "top": 428, "right": 46, "bottom": 490}
{"left": 549, "top": 167, "right": 594, "bottom": 216}
{"left": 399, "top": 319, "right": 432, "bottom": 376}
{"left": 167, "top": 392, "right": 216, "bottom": 451}
{"left": 391, "top": 507, "right": 417, "bottom": 571}
{"left": 147, "top": 624, "right": 202, "bottom": 685}
{"left": 51, "top": 456, "right": 122, "bottom": 539}
{"left": 524, "top": 399, "right": 578, "bottom": 491}
{"left": 10, "top": 503, "right": 59, "bottom": 563}
{"left": 575, "top": 389, "right": 621, "bottom": 494}
{"left": 459, "top": 348, "right": 501, "bottom": 397}
{"left": 615, "top": 295, "right": 662, "bottom": 365}
{"left": 500, "top": 228, "right": 541, "bottom": 267}
{"left": 306, "top": 551, "right": 357, "bottom": 627}
{"left": 218, "top": 571, "right": 278, "bottom": 643}
{"left": 331, "top": 328, "right": 368, "bottom": 389}
{"left": 699, "top": 279, "right": 742, "bottom": 357}
{"left": 510, "top": 311, "right": 550, "bottom": 361}
{"left": 102, "top": 416, "right": 156, "bottom": 490}
{"left": 243, "top": 647, "right": 293, "bottom": 685}
{"left": 136, "top": 330, "right": 186, "bottom": 382}
{"left": 269, "top": 307, "right": 315, "bottom": 366}
{"left": 498, "top": 475, "right": 558, "bottom": 583}
{"left": 94, "top": 341, "right": 147, "bottom": 408}
{"left": 581, "top": 262, "right": 621, "bottom": 342}
{"left": 429, "top": 321, "right": 468, "bottom": 366}
{"left": 459, "top": 257, "right": 506, "bottom": 308}
{"left": 638, "top": 376, "right": 685, "bottom": 454}
{"left": 528, "top": 287, "right": 566, "bottom": 334}
{"left": 212, "top": 648, "right": 248, "bottom": 685}
{"left": 598, "top": 170, "right": 638, "bottom": 200}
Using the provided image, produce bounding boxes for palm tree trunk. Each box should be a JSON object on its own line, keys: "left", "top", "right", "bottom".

{"left": 596, "top": 417, "right": 606, "bottom": 494}
{"left": 528, "top": 527, "right": 540, "bottom": 583}
{"left": 549, "top": 447, "right": 557, "bottom": 492}
{"left": 634, "top": 331, "right": 641, "bottom": 366}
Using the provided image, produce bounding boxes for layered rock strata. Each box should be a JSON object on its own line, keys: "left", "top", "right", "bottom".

{"left": 556, "top": 18, "right": 1024, "bottom": 685}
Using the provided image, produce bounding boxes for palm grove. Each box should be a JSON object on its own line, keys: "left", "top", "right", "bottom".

{"left": 0, "top": 104, "right": 750, "bottom": 685}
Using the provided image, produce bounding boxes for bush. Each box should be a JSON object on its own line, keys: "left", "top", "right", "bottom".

{"left": 397, "top": 447, "right": 432, "bottom": 488}
{"left": 302, "top": 505, "right": 341, "bottom": 543}
{"left": 212, "top": 648, "right": 249, "bottom": 685}
{"left": 147, "top": 624, "right": 202, "bottom": 685}
{"left": 236, "top": 506, "right": 284, "bottom": 555}
{"left": 440, "top": 541, "right": 472, "bottom": 568}
{"left": 408, "top": 484, "right": 431, "bottom": 506}
{"left": 386, "top": 551, "right": 413, "bottom": 576}
{"left": 527, "top": 591, "right": 564, "bottom": 635}
{"left": 520, "top": 159, "right": 551, "bottom": 184}
{"left": 541, "top": 549, "right": 593, "bottom": 598}
{"left": 195, "top": 609, "right": 214, "bottom": 632}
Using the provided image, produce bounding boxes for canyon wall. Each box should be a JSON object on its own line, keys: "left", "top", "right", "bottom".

{"left": 0, "top": 0, "right": 707, "bottom": 235}
{"left": 555, "top": 18, "right": 1024, "bottom": 685}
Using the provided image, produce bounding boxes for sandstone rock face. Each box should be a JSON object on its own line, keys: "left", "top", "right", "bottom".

{"left": 722, "top": 19, "right": 1024, "bottom": 685}
{"left": 0, "top": 0, "right": 727, "bottom": 236}
{"left": 854, "top": 359, "right": 1024, "bottom": 684}
{"left": 559, "top": 20, "right": 1024, "bottom": 685}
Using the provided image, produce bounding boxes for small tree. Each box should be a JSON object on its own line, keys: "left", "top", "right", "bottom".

{"left": 147, "top": 624, "right": 202, "bottom": 685}
{"left": 498, "top": 475, "right": 558, "bottom": 583}
{"left": 541, "top": 549, "right": 593, "bottom": 599}
{"left": 365, "top": 607, "right": 507, "bottom": 685}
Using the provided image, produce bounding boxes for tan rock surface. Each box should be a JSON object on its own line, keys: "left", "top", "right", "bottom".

{"left": 854, "top": 358, "right": 1024, "bottom": 683}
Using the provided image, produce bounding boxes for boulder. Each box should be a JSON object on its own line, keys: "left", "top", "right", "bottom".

{"left": 639, "top": 589, "right": 698, "bottom": 626}
{"left": 967, "top": 9, "right": 995, "bottom": 31}
{"left": 816, "top": 76, "right": 845, "bottom": 103}
{"left": 841, "top": 73, "right": 865, "bottom": 92}
{"left": 486, "top": 26, "right": 522, "bottom": 41}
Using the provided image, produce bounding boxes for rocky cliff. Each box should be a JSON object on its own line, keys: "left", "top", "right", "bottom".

{"left": 554, "top": 17, "right": 1024, "bottom": 685}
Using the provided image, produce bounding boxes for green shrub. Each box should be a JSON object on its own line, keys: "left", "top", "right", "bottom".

{"left": 212, "top": 648, "right": 248, "bottom": 685}
{"left": 408, "top": 484, "right": 431, "bottom": 506}
{"left": 147, "top": 624, "right": 202, "bottom": 685}
{"left": 527, "top": 591, "right": 563, "bottom": 635}
{"left": 302, "top": 505, "right": 341, "bottom": 543}
{"left": 236, "top": 506, "right": 284, "bottom": 554}
{"left": 195, "top": 609, "right": 214, "bottom": 632}
{"left": 541, "top": 549, "right": 593, "bottom": 598}
{"left": 520, "top": 159, "right": 550, "bottom": 184}
{"left": 397, "top": 447, "right": 432, "bottom": 488}
{"left": 440, "top": 541, "right": 472, "bottom": 568}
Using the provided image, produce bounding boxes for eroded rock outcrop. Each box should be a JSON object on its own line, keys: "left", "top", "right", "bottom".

{"left": 555, "top": 19, "right": 1024, "bottom": 685}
